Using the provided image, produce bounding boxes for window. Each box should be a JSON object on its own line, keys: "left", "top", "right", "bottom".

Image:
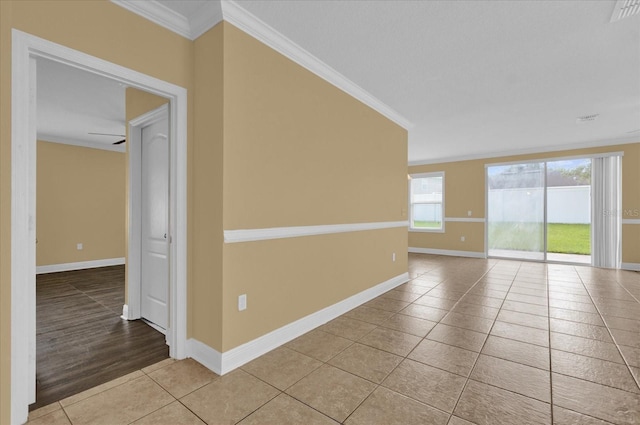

{"left": 409, "top": 172, "right": 444, "bottom": 231}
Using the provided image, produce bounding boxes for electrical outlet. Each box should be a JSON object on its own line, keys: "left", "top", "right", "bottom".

{"left": 238, "top": 294, "right": 247, "bottom": 311}
{"left": 460, "top": 236, "right": 465, "bottom": 242}
{"left": 392, "top": 252, "right": 396, "bottom": 262}
{"left": 468, "top": 210, "right": 472, "bottom": 216}
{"left": 77, "top": 243, "right": 83, "bottom": 250}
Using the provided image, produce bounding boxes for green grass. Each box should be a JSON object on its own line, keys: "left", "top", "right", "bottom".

{"left": 489, "top": 223, "right": 590, "bottom": 255}
{"left": 412, "top": 221, "right": 442, "bottom": 229}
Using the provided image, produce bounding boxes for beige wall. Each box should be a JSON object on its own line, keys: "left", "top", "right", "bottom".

{"left": 0, "top": 1, "right": 194, "bottom": 421}
{"left": 408, "top": 143, "right": 640, "bottom": 264}
{"left": 220, "top": 24, "right": 408, "bottom": 351}
{"left": 36, "top": 141, "right": 126, "bottom": 266}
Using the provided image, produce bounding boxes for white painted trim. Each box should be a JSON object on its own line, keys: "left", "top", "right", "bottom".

{"left": 224, "top": 221, "right": 408, "bottom": 244}
{"left": 408, "top": 138, "right": 638, "bottom": 166}
{"left": 622, "top": 219, "right": 640, "bottom": 225}
{"left": 111, "top": 0, "right": 193, "bottom": 39}
{"left": 621, "top": 262, "right": 640, "bottom": 271}
{"left": 444, "top": 217, "right": 486, "bottom": 223}
{"left": 121, "top": 304, "right": 129, "bottom": 320}
{"left": 220, "top": 0, "right": 412, "bottom": 130}
{"left": 38, "top": 134, "right": 126, "bottom": 153}
{"left": 11, "top": 29, "right": 188, "bottom": 424}
{"left": 408, "top": 247, "right": 487, "bottom": 259}
{"left": 484, "top": 152, "right": 625, "bottom": 169}
{"left": 188, "top": 272, "right": 409, "bottom": 375}
{"left": 36, "top": 257, "right": 125, "bottom": 274}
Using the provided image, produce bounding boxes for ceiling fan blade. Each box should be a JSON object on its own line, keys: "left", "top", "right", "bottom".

{"left": 113, "top": 139, "right": 126, "bottom": 145}
{"left": 89, "top": 132, "right": 126, "bottom": 137}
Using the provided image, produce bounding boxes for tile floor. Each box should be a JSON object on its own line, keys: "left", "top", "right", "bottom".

{"left": 28, "top": 254, "right": 640, "bottom": 425}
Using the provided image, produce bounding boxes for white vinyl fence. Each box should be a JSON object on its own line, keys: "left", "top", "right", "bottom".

{"left": 488, "top": 186, "right": 590, "bottom": 224}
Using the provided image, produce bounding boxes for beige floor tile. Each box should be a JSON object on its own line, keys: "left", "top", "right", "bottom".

{"left": 481, "top": 335, "right": 550, "bottom": 370}
{"left": 619, "top": 344, "right": 640, "bottom": 367}
{"left": 601, "top": 315, "right": 640, "bottom": 332}
{"left": 454, "top": 379, "right": 551, "bottom": 425}
{"left": 63, "top": 375, "right": 174, "bottom": 425}
{"left": 148, "top": 358, "right": 218, "bottom": 398}
{"left": 413, "top": 294, "right": 458, "bottom": 310}
{"left": 380, "top": 289, "right": 423, "bottom": 303}
{"left": 241, "top": 346, "right": 322, "bottom": 390}
{"left": 550, "top": 333, "right": 624, "bottom": 363}
{"left": 440, "top": 311, "right": 494, "bottom": 333}
{"left": 59, "top": 370, "right": 145, "bottom": 407}
{"left": 551, "top": 350, "right": 639, "bottom": 393}
{"left": 467, "top": 288, "right": 508, "bottom": 300}
{"left": 364, "top": 297, "right": 410, "bottom": 312}
{"left": 427, "top": 323, "right": 487, "bottom": 352}
{"left": 630, "top": 366, "right": 639, "bottom": 383}
{"left": 285, "top": 329, "right": 352, "bottom": 361}
{"left": 379, "top": 313, "right": 436, "bottom": 337}
{"left": 141, "top": 358, "right": 176, "bottom": 374}
{"left": 548, "top": 291, "right": 591, "bottom": 303}
{"left": 506, "top": 293, "right": 548, "bottom": 306}
{"left": 286, "top": 364, "right": 376, "bottom": 422}
{"left": 490, "top": 321, "right": 549, "bottom": 347}
{"left": 344, "top": 305, "right": 395, "bottom": 325}
{"left": 358, "top": 326, "right": 422, "bottom": 356}
{"left": 458, "top": 294, "right": 504, "bottom": 308}
{"left": 501, "top": 300, "right": 549, "bottom": 317}
{"left": 26, "top": 409, "right": 71, "bottom": 425}
{"left": 180, "top": 369, "right": 279, "bottom": 425}
{"left": 450, "top": 302, "right": 500, "bottom": 320}
{"left": 610, "top": 328, "right": 640, "bottom": 348}
{"left": 408, "top": 338, "right": 478, "bottom": 377}
{"left": 345, "top": 387, "right": 449, "bottom": 425}
{"left": 470, "top": 354, "right": 551, "bottom": 402}
{"left": 548, "top": 308, "right": 605, "bottom": 326}
{"left": 448, "top": 416, "right": 476, "bottom": 425}
{"left": 319, "top": 316, "right": 377, "bottom": 341}
{"left": 549, "top": 299, "right": 597, "bottom": 313}
{"left": 382, "top": 359, "right": 466, "bottom": 412}
{"left": 131, "top": 401, "right": 205, "bottom": 424}
{"left": 400, "top": 304, "right": 448, "bottom": 321}
{"left": 552, "top": 373, "right": 640, "bottom": 424}
{"left": 238, "top": 394, "right": 339, "bottom": 425}
{"left": 552, "top": 406, "right": 615, "bottom": 425}
{"left": 549, "top": 318, "right": 613, "bottom": 342}
{"left": 497, "top": 310, "right": 549, "bottom": 330}
{"left": 328, "top": 343, "right": 402, "bottom": 383}
{"left": 394, "top": 282, "right": 431, "bottom": 295}
{"left": 28, "top": 402, "right": 62, "bottom": 421}
{"left": 426, "top": 288, "right": 466, "bottom": 301}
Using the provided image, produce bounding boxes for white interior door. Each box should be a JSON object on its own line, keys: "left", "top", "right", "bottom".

{"left": 141, "top": 114, "right": 169, "bottom": 331}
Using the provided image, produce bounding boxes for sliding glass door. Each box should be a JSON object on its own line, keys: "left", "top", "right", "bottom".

{"left": 487, "top": 162, "right": 545, "bottom": 260}
{"left": 487, "top": 158, "right": 594, "bottom": 263}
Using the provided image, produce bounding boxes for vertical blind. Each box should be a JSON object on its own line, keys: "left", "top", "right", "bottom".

{"left": 591, "top": 155, "right": 622, "bottom": 268}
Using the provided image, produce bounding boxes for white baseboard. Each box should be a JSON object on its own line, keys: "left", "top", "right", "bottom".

{"left": 187, "top": 271, "right": 409, "bottom": 375}
{"left": 621, "top": 262, "right": 640, "bottom": 271}
{"left": 36, "top": 257, "right": 125, "bottom": 274}
{"left": 121, "top": 304, "right": 129, "bottom": 320}
{"left": 409, "top": 247, "right": 486, "bottom": 259}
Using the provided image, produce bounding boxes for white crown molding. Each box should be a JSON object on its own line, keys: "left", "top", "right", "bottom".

{"left": 220, "top": 0, "right": 412, "bottom": 130}
{"left": 409, "top": 136, "right": 640, "bottom": 166}
{"left": 36, "top": 257, "right": 125, "bottom": 275}
{"left": 111, "top": 0, "right": 192, "bottom": 39}
{"left": 224, "top": 220, "right": 408, "bottom": 244}
{"left": 38, "top": 133, "right": 126, "bottom": 153}
{"left": 409, "top": 247, "right": 487, "bottom": 259}
{"left": 187, "top": 272, "right": 409, "bottom": 375}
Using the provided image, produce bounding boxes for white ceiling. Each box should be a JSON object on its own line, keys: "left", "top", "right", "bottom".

{"left": 42, "top": 0, "right": 640, "bottom": 163}
{"left": 37, "top": 58, "right": 127, "bottom": 152}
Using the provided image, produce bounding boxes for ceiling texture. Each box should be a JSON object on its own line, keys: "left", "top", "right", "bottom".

{"left": 40, "top": 0, "right": 640, "bottom": 163}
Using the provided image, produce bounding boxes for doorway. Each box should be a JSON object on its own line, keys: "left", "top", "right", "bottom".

{"left": 486, "top": 157, "right": 592, "bottom": 264}
{"left": 11, "top": 29, "right": 188, "bottom": 424}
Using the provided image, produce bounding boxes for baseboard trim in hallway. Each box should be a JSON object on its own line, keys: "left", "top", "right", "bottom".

{"left": 188, "top": 272, "right": 410, "bottom": 375}
{"left": 35, "top": 257, "right": 125, "bottom": 274}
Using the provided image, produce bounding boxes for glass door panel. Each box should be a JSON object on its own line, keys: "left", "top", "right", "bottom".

{"left": 488, "top": 163, "right": 545, "bottom": 260}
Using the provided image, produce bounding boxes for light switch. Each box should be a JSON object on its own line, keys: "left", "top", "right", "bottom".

{"left": 238, "top": 294, "right": 247, "bottom": 311}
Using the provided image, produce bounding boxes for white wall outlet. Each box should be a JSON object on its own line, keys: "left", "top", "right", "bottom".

{"left": 392, "top": 252, "right": 396, "bottom": 262}
{"left": 460, "top": 236, "right": 465, "bottom": 242}
{"left": 467, "top": 210, "right": 472, "bottom": 216}
{"left": 77, "top": 243, "right": 83, "bottom": 250}
{"left": 238, "top": 294, "right": 247, "bottom": 311}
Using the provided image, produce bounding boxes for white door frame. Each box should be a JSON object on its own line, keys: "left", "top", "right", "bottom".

{"left": 125, "top": 104, "right": 170, "bottom": 328}
{"left": 11, "top": 29, "right": 188, "bottom": 424}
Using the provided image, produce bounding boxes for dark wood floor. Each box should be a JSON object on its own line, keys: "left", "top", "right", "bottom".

{"left": 32, "top": 265, "right": 169, "bottom": 410}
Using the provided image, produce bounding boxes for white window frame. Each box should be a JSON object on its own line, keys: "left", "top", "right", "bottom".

{"left": 409, "top": 171, "right": 445, "bottom": 233}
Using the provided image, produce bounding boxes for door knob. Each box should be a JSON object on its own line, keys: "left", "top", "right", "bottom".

{"left": 163, "top": 233, "right": 167, "bottom": 239}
